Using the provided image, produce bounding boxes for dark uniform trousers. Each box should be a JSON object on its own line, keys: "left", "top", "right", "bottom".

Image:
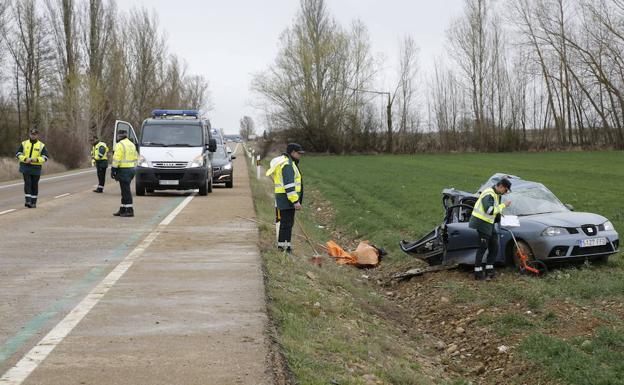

{"left": 474, "top": 230, "right": 499, "bottom": 267}
{"left": 23, "top": 174, "right": 40, "bottom": 204}
{"left": 277, "top": 209, "right": 296, "bottom": 246}
{"left": 97, "top": 166, "right": 107, "bottom": 188}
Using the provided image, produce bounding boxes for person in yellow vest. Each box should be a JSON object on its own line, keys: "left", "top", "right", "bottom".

{"left": 91, "top": 136, "right": 109, "bottom": 193}
{"left": 266, "top": 143, "right": 304, "bottom": 253}
{"left": 468, "top": 178, "right": 512, "bottom": 280}
{"left": 15, "top": 128, "right": 48, "bottom": 208}
{"left": 111, "top": 130, "right": 138, "bottom": 217}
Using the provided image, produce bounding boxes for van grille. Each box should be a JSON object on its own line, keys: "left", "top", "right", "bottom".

{"left": 152, "top": 161, "right": 188, "bottom": 169}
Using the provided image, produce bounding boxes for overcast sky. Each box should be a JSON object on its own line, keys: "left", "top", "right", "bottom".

{"left": 118, "top": 0, "right": 465, "bottom": 134}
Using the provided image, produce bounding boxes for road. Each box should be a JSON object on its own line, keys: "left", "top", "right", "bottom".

{"left": 0, "top": 149, "right": 272, "bottom": 385}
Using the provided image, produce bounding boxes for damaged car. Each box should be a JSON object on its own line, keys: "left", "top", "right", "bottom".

{"left": 400, "top": 173, "right": 620, "bottom": 269}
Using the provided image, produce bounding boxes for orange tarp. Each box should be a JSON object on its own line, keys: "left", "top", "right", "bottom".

{"left": 326, "top": 241, "right": 380, "bottom": 267}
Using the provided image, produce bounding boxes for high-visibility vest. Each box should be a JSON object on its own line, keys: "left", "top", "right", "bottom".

{"left": 18, "top": 140, "right": 47, "bottom": 166}
{"left": 266, "top": 155, "right": 302, "bottom": 203}
{"left": 112, "top": 138, "right": 138, "bottom": 168}
{"left": 92, "top": 142, "right": 109, "bottom": 161}
{"left": 471, "top": 187, "right": 506, "bottom": 224}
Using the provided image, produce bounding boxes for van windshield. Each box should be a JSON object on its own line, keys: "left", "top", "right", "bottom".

{"left": 141, "top": 124, "right": 203, "bottom": 147}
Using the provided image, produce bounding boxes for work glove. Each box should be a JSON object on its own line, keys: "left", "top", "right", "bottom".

{"left": 111, "top": 167, "right": 118, "bottom": 180}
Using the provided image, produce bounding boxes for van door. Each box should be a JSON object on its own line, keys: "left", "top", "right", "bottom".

{"left": 113, "top": 120, "right": 138, "bottom": 147}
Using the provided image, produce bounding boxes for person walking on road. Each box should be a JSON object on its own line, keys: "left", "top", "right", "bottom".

{"left": 469, "top": 178, "right": 512, "bottom": 280}
{"left": 15, "top": 128, "right": 48, "bottom": 208}
{"left": 91, "top": 136, "right": 109, "bottom": 193}
{"left": 111, "top": 130, "right": 138, "bottom": 217}
{"left": 266, "top": 143, "right": 304, "bottom": 253}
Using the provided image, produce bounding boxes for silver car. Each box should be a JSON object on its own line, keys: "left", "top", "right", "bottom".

{"left": 400, "top": 173, "right": 620, "bottom": 268}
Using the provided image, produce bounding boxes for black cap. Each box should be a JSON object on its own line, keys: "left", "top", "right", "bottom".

{"left": 286, "top": 143, "right": 305, "bottom": 154}
{"left": 30, "top": 128, "right": 39, "bottom": 134}
{"left": 497, "top": 178, "right": 512, "bottom": 192}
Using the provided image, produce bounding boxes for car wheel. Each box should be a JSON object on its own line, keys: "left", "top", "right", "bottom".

{"left": 198, "top": 182, "right": 208, "bottom": 196}
{"left": 513, "top": 240, "right": 547, "bottom": 276}
{"left": 146, "top": 188, "right": 154, "bottom": 194}
{"left": 207, "top": 180, "right": 213, "bottom": 193}
{"left": 226, "top": 179, "right": 233, "bottom": 188}
{"left": 136, "top": 182, "right": 145, "bottom": 196}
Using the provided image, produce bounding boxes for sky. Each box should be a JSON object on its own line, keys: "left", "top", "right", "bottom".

{"left": 118, "top": 0, "right": 465, "bottom": 134}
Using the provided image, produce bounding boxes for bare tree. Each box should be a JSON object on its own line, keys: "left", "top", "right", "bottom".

{"left": 239, "top": 116, "right": 256, "bottom": 140}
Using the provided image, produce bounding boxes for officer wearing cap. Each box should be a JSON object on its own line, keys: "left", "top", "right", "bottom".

{"left": 469, "top": 178, "right": 512, "bottom": 280}
{"left": 111, "top": 130, "right": 138, "bottom": 217}
{"left": 265, "top": 143, "right": 304, "bottom": 252}
{"left": 91, "top": 136, "right": 109, "bottom": 193}
{"left": 15, "top": 128, "right": 49, "bottom": 208}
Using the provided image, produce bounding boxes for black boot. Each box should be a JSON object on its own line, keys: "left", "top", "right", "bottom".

{"left": 93, "top": 188, "right": 103, "bottom": 193}
{"left": 113, "top": 207, "right": 125, "bottom": 216}
{"left": 120, "top": 207, "right": 134, "bottom": 217}
{"left": 485, "top": 267, "right": 497, "bottom": 280}
{"left": 30, "top": 199, "right": 37, "bottom": 208}
{"left": 474, "top": 268, "right": 485, "bottom": 281}
{"left": 25, "top": 198, "right": 31, "bottom": 208}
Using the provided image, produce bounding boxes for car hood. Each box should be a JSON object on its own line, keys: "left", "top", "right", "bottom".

{"left": 522, "top": 211, "right": 608, "bottom": 227}
{"left": 212, "top": 158, "right": 230, "bottom": 167}
{"left": 140, "top": 146, "right": 202, "bottom": 163}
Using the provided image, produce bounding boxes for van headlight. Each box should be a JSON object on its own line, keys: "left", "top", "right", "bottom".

{"left": 603, "top": 221, "right": 614, "bottom": 231}
{"left": 223, "top": 163, "right": 232, "bottom": 170}
{"left": 137, "top": 155, "right": 149, "bottom": 168}
{"left": 188, "top": 155, "right": 204, "bottom": 168}
{"left": 542, "top": 227, "right": 568, "bottom": 237}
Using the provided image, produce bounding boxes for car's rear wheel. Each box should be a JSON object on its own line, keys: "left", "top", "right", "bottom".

{"left": 513, "top": 240, "right": 547, "bottom": 276}
{"left": 198, "top": 182, "right": 208, "bottom": 196}
{"left": 226, "top": 178, "right": 233, "bottom": 188}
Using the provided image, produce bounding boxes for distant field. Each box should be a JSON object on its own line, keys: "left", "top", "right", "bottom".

{"left": 303, "top": 151, "right": 623, "bottom": 258}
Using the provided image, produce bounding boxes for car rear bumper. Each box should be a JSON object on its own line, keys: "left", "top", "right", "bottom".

{"left": 136, "top": 166, "right": 208, "bottom": 189}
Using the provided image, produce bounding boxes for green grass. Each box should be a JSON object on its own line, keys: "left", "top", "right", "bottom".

{"left": 247, "top": 155, "right": 444, "bottom": 385}
{"left": 297, "top": 151, "right": 624, "bottom": 384}
{"left": 303, "top": 151, "right": 623, "bottom": 257}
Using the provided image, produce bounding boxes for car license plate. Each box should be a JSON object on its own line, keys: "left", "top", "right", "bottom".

{"left": 159, "top": 180, "right": 179, "bottom": 185}
{"left": 578, "top": 238, "right": 607, "bottom": 248}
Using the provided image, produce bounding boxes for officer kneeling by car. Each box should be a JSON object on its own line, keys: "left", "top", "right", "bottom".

{"left": 469, "top": 178, "right": 512, "bottom": 280}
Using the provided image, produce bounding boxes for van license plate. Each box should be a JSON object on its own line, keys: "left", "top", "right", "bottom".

{"left": 579, "top": 238, "right": 607, "bottom": 248}
{"left": 159, "top": 180, "right": 179, "bottom": 185}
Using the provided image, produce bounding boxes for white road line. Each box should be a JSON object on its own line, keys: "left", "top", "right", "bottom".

{"left": 54, "top": 193, "right": 70, "bottom": 199}
{"left": 233, "top": 143, "right": 240, "bottom": 154}
{"left": 0, "top": 194, "right": 196, "bottom": 385}
{"left": 0, "top": 209, "right": 16, "bottom": 216}
{"left": 0, "top": 170, "right": 93, "bottom": 190}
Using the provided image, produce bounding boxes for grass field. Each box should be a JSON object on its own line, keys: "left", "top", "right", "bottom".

{"left": 249, "top": 150, "right": 624, "bottom": 384}
{"left": 298, "top": 151, "right": 624, "bottom": 385}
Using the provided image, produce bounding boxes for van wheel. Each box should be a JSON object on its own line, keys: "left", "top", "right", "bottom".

{"left": 198, "top": 182, "right": 208, "bottom": 196}
{"left": 136, "top": 182, "right": 146, "bottom": 196}
{"left": 207, "top": 180, "right": 213, "bottom": 193}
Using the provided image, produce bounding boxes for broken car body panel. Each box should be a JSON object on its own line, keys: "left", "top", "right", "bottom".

{"left": 400, "top": 174, "right": 620, "bottom": 266}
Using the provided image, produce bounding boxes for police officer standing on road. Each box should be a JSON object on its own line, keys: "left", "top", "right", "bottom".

{"left": 266, "top": 143, "right": 304, "bottom": 253}
{"left": 469, "top": 178, "right": 512, "bottom": 280}
{"left": 111, "top": 130, "right": 138, "bottom": 217}
{"left": 15, "top": 128, "right": 48, "bottom": 208}
{"left": 91, "top": 136, "right": 109, "bottom": 193}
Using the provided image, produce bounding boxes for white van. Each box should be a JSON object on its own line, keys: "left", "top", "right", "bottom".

{"left": 113, "top": 110, "right": 217, "bottom": 196}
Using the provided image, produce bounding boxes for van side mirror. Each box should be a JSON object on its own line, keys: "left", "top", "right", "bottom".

{"left": 207, "top": 138, "right": 217, "bottom": 152}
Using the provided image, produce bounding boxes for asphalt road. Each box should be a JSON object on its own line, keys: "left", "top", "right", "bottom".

{"left": 0, "top": 149, "right": 272, "bottom": 385}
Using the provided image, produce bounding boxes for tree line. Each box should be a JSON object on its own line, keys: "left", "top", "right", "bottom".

{"left": 0, "top": 0, "right": 210, "bottom": 167}
{"left": 254, "top": 0, "right": 624, "bottom": 153}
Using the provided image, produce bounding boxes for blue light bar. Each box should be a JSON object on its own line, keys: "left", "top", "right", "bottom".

{"left": 152, "top": 109, "right": 199, "bottom": 118}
